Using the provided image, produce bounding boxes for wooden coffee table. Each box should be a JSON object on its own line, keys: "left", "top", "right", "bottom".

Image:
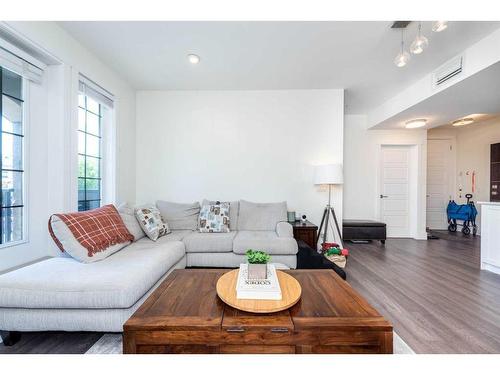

{"left": 123, "top": 269, "right": 393, "bottom": 354}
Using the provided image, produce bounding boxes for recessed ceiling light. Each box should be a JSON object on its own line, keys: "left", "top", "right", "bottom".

{"left": 405, "top": 119, "right": 427, "bottom": 128}
{"left": 187, "top": 54, "right": 200, "bottom": 64}
{"left": 452, "top": 118, "right": 474, "bottom": 127}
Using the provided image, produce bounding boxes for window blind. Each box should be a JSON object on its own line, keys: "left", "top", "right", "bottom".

{"left": 78, "top": 74, "right": 114, "bottom": 109}
{"left": 0, "top": 45, "right": 44, "bottom": 84}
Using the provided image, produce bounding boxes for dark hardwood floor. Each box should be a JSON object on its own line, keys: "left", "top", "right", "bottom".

{"left": 2, "top": 231, "right": 499, "bottom": 354}
{"left": 346, "top": 230, "right": 500, "bottom": 353}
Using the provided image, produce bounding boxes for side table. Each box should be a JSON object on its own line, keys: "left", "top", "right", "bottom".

{"left": 291, "top": 220, "right": 318, "bottom": 250}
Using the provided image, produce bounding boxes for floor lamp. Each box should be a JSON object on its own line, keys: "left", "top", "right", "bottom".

{"left": 314, "top": 164, "right": 343, "bottom": 250}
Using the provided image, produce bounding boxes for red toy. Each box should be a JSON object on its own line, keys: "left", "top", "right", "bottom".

{"left": 322, "top": 242, "right": 349, "bottom": 258}
{"left": 321, "top": 242, "right": 339, "bottom": 251}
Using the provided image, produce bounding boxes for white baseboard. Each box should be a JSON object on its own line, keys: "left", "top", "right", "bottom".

{"left": 481, "top": 262, "right": 500, "bottom": 276}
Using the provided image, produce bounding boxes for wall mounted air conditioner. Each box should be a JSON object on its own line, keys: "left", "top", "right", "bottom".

{"left": 433, "top": 55, "right": 464, "bottom": 88}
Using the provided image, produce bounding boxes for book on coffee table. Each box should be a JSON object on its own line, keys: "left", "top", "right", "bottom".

{"left": 236, "top": 264, "right": 282, "bottom": 300}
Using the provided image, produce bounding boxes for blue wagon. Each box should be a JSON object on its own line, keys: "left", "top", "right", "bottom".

{"left": 446, "top": 194, "right": 478, "bottom": 236}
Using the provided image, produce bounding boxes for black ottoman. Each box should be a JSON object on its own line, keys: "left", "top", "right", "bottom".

{"left": 342, "top": 220, "right": 386, "bottom": 244}
{"left": 296, "top": 240, "right": 347, "bottom": 280}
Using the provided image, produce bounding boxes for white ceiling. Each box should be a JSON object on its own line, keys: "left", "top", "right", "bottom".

{"left": 373, "top": 61, "right": 500, "bottom": 130}
{"left": 58, "top": 21, "right": 500, "bottom": 114}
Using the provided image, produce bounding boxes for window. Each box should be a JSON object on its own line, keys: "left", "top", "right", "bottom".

{"left": 78, "top": 94, "right": 102, "bottom": 211}
{"left": 77, "top": 75, "right": 114, "bottom": 212}
{"left": 0, "top": 66, "right": 24, "bottom": 244}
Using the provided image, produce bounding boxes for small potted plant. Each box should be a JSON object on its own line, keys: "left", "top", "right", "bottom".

{"left": 246, "top": 249, "right": 271, "bottom": 279}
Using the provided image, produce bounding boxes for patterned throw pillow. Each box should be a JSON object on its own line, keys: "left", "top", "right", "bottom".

{"left": 198, "top": 202, "right": 230, "bottom": 233}
{"left": 135, "top": 206, "right": 170, "bottom": 241}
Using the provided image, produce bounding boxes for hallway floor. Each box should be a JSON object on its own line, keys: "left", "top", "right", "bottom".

{"left": 346, "top": 231, "right": 500, "bottom": 353}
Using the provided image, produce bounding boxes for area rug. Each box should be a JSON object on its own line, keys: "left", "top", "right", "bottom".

{"left": 85, "top": 332, "right": 415, "bottom": 354}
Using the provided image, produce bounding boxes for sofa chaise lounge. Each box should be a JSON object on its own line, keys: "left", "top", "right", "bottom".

{"left": 0, "top": 200, "right": 298, "bottom": 333}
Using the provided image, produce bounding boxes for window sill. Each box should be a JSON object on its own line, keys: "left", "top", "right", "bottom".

{"left": 0, "top": 239, "right": 28, "bottom": 250}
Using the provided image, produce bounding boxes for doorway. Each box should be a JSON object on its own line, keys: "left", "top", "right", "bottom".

{"left": 426, "top": 139, "right": 455, "bottom": 230}
{"left": 379, "top": 145, "right": 415, "bottom": 237}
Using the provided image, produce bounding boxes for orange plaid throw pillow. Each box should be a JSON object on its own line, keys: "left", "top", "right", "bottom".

{"left": 49, "top": 204, "right": 134, "bottom": 258}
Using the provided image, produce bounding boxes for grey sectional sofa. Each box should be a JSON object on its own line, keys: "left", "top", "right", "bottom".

{"left": 0, "top": 200, "right": 298, "bottom": 333}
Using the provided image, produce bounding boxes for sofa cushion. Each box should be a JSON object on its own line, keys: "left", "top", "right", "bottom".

{"left": 202, "top": 199, "right": 239, "bottom": 230}
{"left": 233, "top": 230, "right": 298, "bottom": 255}
{"left": 0, "top": 237, "right": 185, "bottom": 309}
{"left": 183, "top": 231, "right": 237, "bottom": 253}
{"left": 156, "top": 200, "right": 200, "bottom": 230}
{"left": 163, "top": 230, "right": 193, "bottom": 242}
{"left": 237, "top": 200, "right": 287, "bottom": 231}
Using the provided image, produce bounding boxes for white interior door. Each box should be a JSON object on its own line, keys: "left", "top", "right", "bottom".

{"left": 426, "top": 139, "right": 453, "bottom": 230}
{"left": 380, "top": 146, "right": 410, "bottom": 237}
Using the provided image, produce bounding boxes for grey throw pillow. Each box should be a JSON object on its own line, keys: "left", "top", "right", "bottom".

{"left": 156, "top": 200, "right": 201, "bottom": 230}
{"left": 238, "top": 200, "right": 287, "bottom": 231}
{"left": 117, "top": 203, "right": 146, "bottom": 241}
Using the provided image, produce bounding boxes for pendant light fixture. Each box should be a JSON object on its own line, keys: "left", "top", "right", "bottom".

{"left": 394, "top": 29, "right": 410, "bottom": 67}
{"left": 410, "top": 22, "right": 429, "bottom": 54}
{"left": 432, "top": 21, "right": 448, "bottom": 32}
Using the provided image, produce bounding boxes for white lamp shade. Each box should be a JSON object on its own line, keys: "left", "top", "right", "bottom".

{"left": 314, "top": 164, "right": 343, "bottom": 185}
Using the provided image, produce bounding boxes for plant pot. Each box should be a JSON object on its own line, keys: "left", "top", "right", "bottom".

{"left": 247, "top": 263, "right": 268, "bottom": 280}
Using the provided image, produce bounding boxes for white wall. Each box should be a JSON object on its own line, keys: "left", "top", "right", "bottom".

{"left": 0, "top": 22, "right": 136, "bottom": 272}
{"left": 344, "top": 115, "right": 427, "bottom": 239}
{"left": 136, "top": 90, "right": 344, "bottom": 233}
{"left": 428, "top": 119, "right": 500, "bottom": 231}
{"left": 368, "top": 28, "right": 500, "bottom": 129}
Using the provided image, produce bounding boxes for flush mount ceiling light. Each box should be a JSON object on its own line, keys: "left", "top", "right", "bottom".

{"left": 187, "top": 54, "right": 200, "bottom": 64}
{"left": 432, "top": 21, "right": 448, "bottom": 32}
{"left": 405, "top": 119, "right": 427, "bottom": 128}
{"left": 452, "top": 117, "right": 474, "bottom": 127}
{"left": 394, "top": 29, "right": 411, "bottom": 67}
{"left": 410, "top": 22, "right": 429, "bottom": 54}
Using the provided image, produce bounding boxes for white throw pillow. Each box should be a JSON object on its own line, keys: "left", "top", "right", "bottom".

{"left": 117, "top": 203, "right": 146, "bottom": 241}
{"left": 135, "top": 205, "right": 170, "bottom": 241}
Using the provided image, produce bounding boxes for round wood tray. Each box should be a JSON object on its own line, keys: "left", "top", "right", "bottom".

{"left": 216, "top": 269, "right": 302, "bottom": 313}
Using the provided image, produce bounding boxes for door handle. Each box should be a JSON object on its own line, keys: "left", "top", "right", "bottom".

{"left": 380, "top": 195, "right": 388, "bottom": 198}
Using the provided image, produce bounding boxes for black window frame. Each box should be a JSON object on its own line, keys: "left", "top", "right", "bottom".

{"left": 0, "top": 66, "right": 25, "bottom": 245}
{"left": 77, "top": 94, "right": 102, "bottom": 212}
